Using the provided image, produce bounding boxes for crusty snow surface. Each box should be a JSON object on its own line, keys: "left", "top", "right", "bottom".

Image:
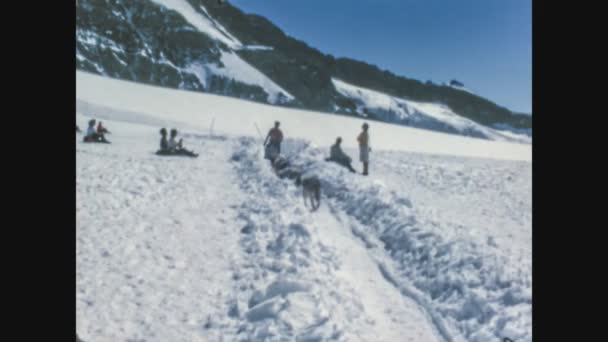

{"left": 77, "top": 74, "right": 531, "bottom": 342}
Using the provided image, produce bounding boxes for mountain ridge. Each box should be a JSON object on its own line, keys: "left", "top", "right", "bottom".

{"left": 76, "top": 0, "right": 531, "bottom": 140}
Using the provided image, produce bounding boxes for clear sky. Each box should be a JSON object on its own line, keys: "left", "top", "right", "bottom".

{"left": 229, "top": 0, "right": 532, "bottom": 114}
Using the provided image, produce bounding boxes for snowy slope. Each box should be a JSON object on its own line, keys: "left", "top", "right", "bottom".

{"left": 84, "top": 0, "right": 294, "bottom": 105}
{"left": 149, "top": 0, "right": 242, "bottom": 49}
{"left": 77, "top": 72, "right": 531, "bottom": 341}
{"left": 77, "top": 115, "right": 443, "bottom": 341}
{"left": 333, "top": 78, "right": 531, "bottom": 144}
{"left": 151, "top": 0, "right": 295, "bottom": 104}
{"left": 77, "top": 71, "right": 530, "bottom": 162}
{"left": 77, "top": 0, "right": 531, "bottom": 138}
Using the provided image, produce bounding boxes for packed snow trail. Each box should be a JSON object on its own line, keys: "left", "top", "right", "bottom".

{"left": 76, "top": 103, "right": 530, "bottom": 341}
{"left": 266, "top": 141, "right": 531, "bottom": 342}
{"left": 224, "top": 137, "right": 441, "bottom": 341}
{"left": 76, "top": 115, "right": 442, "bottom": 341}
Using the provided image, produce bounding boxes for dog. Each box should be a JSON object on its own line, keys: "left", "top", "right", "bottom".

{"left": 272, "top": 156, "right": 321, "bottom": 211}
{"left": 296, "top": 174, "right": 321, "bottom": 211}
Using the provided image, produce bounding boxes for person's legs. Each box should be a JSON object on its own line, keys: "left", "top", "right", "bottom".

{"left": 177, "top": 148, "right": 197, "bottom": 157}
{"left": 99, "top": 134, "right": 110, "bottom": 143}
{"left": 363, "top": 162, "right": 369, "bottom": 175}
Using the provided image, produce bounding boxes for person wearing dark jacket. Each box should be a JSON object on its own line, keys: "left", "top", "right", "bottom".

{"left": 264, "top": 121, "right": 283, "bottom": 161}
{"left": 325, "top": 137, "right": 356, "bottom": 173}
{"left": 159, "top": 128, "right": 169, "bottom": 151}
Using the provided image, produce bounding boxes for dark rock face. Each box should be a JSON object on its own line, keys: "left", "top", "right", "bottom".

{"left": 77, "top": 0, "right": 273, "bottom": 103}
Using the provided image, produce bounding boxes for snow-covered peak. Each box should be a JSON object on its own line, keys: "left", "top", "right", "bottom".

{"left": 149, "top": 0, "right": 242, "bottom": 49}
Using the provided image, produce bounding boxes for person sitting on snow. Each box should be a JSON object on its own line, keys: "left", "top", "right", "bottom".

{"left": 167, "top": 128, "right": 198, "bottom": 157}
{"left": 83, "top": 119, "right": 110, "bottom": 143}
{"left": 325, "top": 137, "right": 356, "bottom": 173}
{"left": 159, "top": 128, "right": 169, "bottom": 151}
{"left": 97, "top": 121, "right": 110, "bottom": 135}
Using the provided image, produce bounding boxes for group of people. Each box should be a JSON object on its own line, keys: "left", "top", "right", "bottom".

{"left": 77, "top": 117, "right": 372, "bottom": 169}
{"left": 264, "top": 121, "right": 372, "bottom": 176}
{"left": 77, "top": 118, "right": 198, "bottom": 158}
{"left": 79, "top": 119, "right": 111, "bottom": 144}
{"left": 157, "top": 128, "right": 198, "bottom": 157}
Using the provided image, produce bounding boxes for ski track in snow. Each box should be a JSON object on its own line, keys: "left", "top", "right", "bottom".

{"left": 77, "top": 106, "right": 530, "bottom": 341}
{"left": 223, "top": 137, "right": 440, "bottom": 341}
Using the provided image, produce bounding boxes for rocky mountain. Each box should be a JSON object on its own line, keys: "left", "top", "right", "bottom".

{"left": 76, "top": 0, "right": 531, "bottom": 140}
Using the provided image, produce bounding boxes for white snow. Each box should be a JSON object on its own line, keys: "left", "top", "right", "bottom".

{"left": 208, "top": 50, "right": 295, "bottom": 104}
{"left": 138, "top": 1, "right": 292, "bottom": 104}
{"left": 149, "top": 0, "right": 241, "bottom": 49}
{"left": 77, "top": 71, "right": 530, "bottom": 161}
{"left": 77, "top": 29, "right": 125, "bottom": 54}
{"left": 332, "top": 78, "right": 531, "bottom": 144}
{"left": 237, "top": 45, "right": 274, "bottom": 51}
{"left": 448, "top": 84, "right": 476, "bottom": 95}
{"left": 77, "top": 71, "right": 531, "bottom": 342}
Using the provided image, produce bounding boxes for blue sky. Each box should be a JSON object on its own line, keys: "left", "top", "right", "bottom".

{"left": 229, "top": 0, "right": 532, "bottom": 114}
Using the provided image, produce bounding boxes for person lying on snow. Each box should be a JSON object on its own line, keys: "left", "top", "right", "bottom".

{"left": 83, "top": 119, "right": 110, "bottom": 143}
{"left": 156, "top": 128, "right": 198, "bottom": 157}
{"left": 96, "top": 121, "right": 110, "bottom": 135}
{"left": 325, "top": 137, "right": 356, "bottom": 173}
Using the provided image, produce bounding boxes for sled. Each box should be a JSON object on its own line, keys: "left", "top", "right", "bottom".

{"left": 83, "top": 138, "right": 110, "bottom": 144}
{"left": 155, "top": 149, "right": 199, "bottom": 158}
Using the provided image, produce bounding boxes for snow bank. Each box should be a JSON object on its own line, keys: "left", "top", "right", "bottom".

{"left": 231, "top": 138, "right": 532, "bottom": 341}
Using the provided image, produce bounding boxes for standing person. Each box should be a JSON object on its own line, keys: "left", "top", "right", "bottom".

{"left": 357, "top": 123, "right": 370, "bottom": 175}
{"left": 264, "top": 121, "right": 283, "bottom": 161}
